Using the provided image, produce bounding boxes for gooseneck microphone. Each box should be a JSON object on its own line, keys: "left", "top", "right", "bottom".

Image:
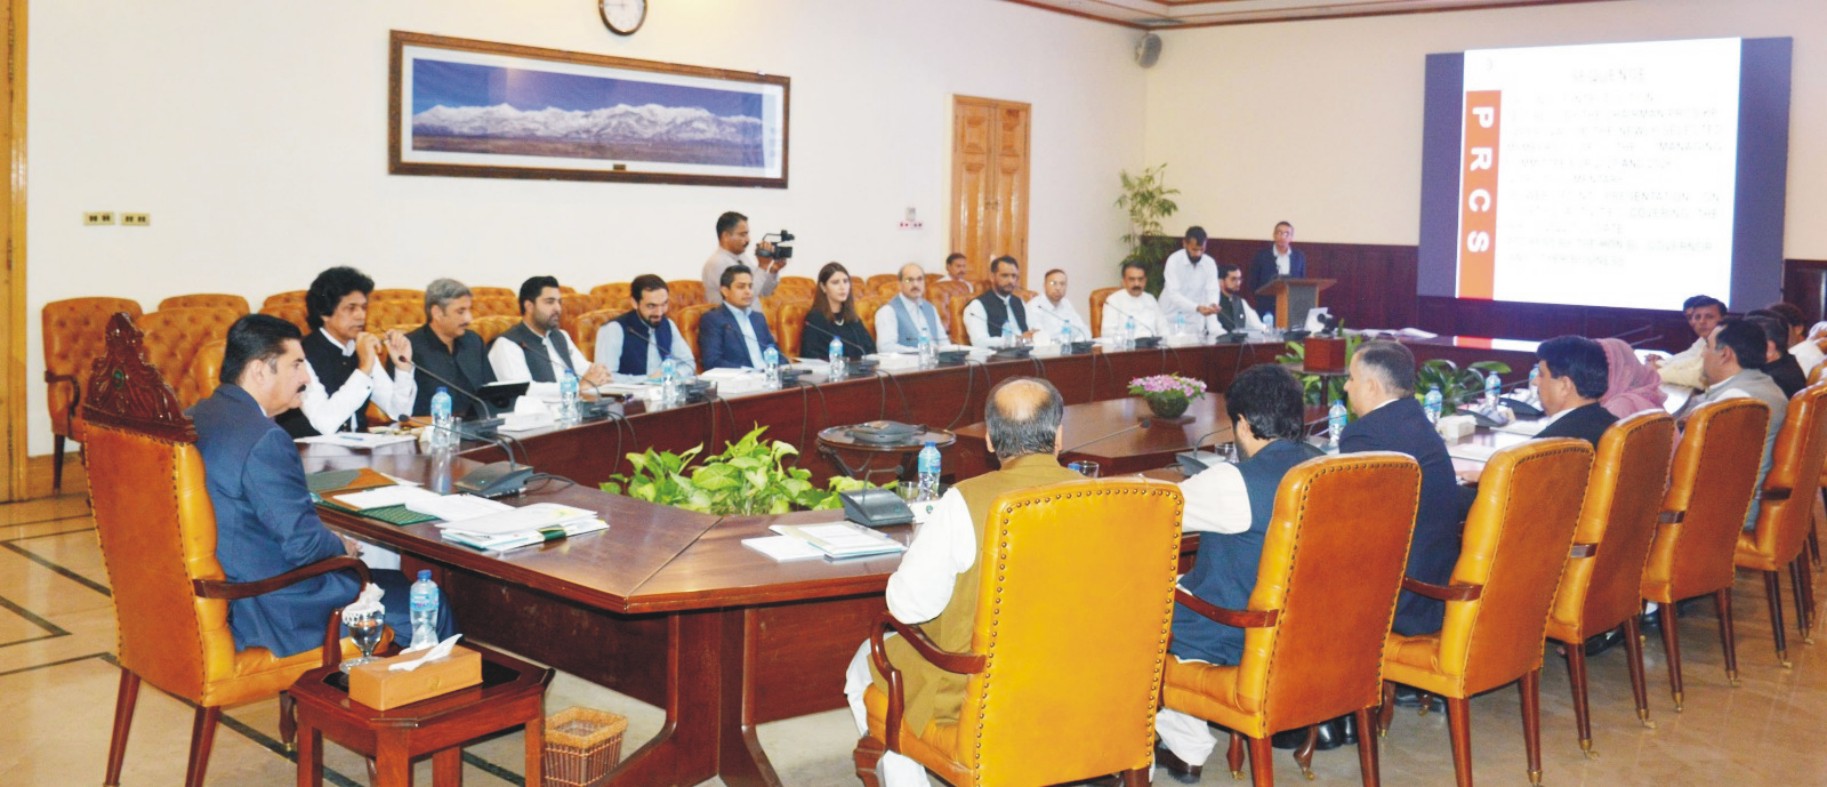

{"left": 407, "top": 360, "right": 497, "bottom": 420}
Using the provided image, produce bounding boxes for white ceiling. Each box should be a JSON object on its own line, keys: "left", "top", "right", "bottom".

{"left": 1007, "top": 0, "right": 1615, "bottom": 28}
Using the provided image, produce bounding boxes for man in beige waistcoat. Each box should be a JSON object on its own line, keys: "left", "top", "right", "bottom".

{"left": 844, "top": 377, "right": 1079, "bottom": 786}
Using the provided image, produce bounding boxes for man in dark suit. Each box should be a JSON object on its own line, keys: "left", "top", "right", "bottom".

{"left": 191, "top": 314, "right": 453, "bottom": 657}
{"left": 1340, "top": 341, "right": 1463, "bottom": 638}
{"left": 699, "top": 264, "right": 781, "bottom": 370}
{"left": 1247, "top": 220, "right": 1306, "bottom": 316}
{"left": 406, "top": 278, "right": 496, "bottom": 418}
{"left": 1457, "top": 336, "right": 1621, "bottom": 485}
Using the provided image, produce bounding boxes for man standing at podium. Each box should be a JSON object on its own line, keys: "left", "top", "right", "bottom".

{"left": 1248, "top": 221, "right": 1306, "bottom": 316}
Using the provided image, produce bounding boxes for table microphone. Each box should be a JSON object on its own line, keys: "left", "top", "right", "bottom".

{"left": 814, "top": 329, "right": 881, "bottom": 377}
{"left": 1100, "top": 297, "right": 1162, "bottom": 342}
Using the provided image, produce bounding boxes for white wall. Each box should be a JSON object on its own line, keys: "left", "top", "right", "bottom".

{"left": 1145, "top": 0, "right": 1826, "bottom": 251}
{"left": 26, "top": 0, "right": 1148, "bottom": 453}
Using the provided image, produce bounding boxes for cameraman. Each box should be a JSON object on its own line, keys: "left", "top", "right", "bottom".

{"left": 702, "top": 210, "right": 789, "bottom": 306}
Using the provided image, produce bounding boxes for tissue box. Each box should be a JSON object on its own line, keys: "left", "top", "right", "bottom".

{"left": 1304, "top": 337, "right": 1348, "bottom": 372}
{"left": 1436, "top": 414, "right": 1477, "bottom": 441}
{"left": 347, "top": 645, "right": 482, "bottom": 710}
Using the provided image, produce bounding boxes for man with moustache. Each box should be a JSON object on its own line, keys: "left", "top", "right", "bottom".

{"left": 407, "top": 278, "right": 496, "bottom": 418}
{"left": 1101, "top": 260, "right": 1167, "bottom": 339}
{"left": 277, "top": 265, "right": 417, "bottom": 438}
{"left": 702, "top": 210, "right": 787, "bottom": 306}
{"left": 596, "top": 274, "right": 696, "bottom": 377}
{"left": 874, "top": 263, "right": 948, "bottom": 351}
{"left": 1026, "top": 268, "right": 1091, "bottom": 340}
{"left": 962, "top": 255, "right": 1036, "bottom": 348}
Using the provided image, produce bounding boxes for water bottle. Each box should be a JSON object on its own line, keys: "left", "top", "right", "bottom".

{"left": 1058, "top": 325, "right": 1072, "bottom": 351}
{"left": 1173, "top": 313, "right": 1187, "bottom": 338}
{"left": 1125, "top": 317, "right": 1138, "bottom": 350}
{"left": 1424, "top": 387, "right": 1443, "bottom": 424}
{"left": 828, "top": 336, "right": 846, "bottom": 380}
{"left": 408, "top": 570, "right": 439, "bottom": 650}
{"left": 916, "top": 441, "right": 942, "bottom": 502}
{"left": 659, "top": 358, "right": 679, "bottom": 406}
{"left": 917, "top": 334, "right": 936, "bottom": 370}
{"left": 1000, "top": 320, "right": 1015, "bottom": 349}
{"left": 1327, "top": 399, "right": 1348, "bottom": 448}
{"left": 762, "top": 346, "right": 781, "bottom": 390}
{"left": 1484, "top": 370, "right": 1501, "bottom": 404}
{"left": 429, "top": 386, "right": 453, "bottom": 451}
{"left": 559, "top": 370, "right": 581, "bottom": 424}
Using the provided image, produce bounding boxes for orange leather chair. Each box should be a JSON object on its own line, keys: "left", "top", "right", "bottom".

{"left": 367, "top": 300, "right": 423, "bottom": 333}
{"left": 470, "top": 315, "right": 519, "bottom": 345}
{"left": 81, "top": 314, "right": 370, "bottom": 787}
{"left": 1735, "top": 382, "right": 1827, "bottom": 665}
{"left": 1164, "top": 453, "right": 1421, "bottom": 785}
{"left": 470, "top": 293, "right": 519, "bottom": 318}
{"left": 947, "top": 296, "right": 972, "bottom": 346}
{"left": 855, "top": 297, "right": 885, "bottom": 342}
{"left": 778, "top": 302, "right": 810, "bottom": 361}
{"left": 469, "top": 286, "right": 514, "bottom": 300}
{"left": 1379, "top": 439, "right": 1594, "bottom": 787}
{"left": 186, "top": 340, "right": 227, "bottom": 407}
{"left": 260, "top": 290, "right": 307, "bottom": 313}
{"left": 259, "top": 301, "right": 311, "bottom": 334}
{"left": 1542, "top": 412, "right": 1675, "bottom": 756}
{"left": 676, "top": 303, "right": 716, "bottom": 371}
{"left": 854, "top": 479, "right": 1183, "bottom": 787}
{"left": 369, "top": 288, "right": 423, "bottom": 305}
{"left": 777, "top": 275, "right": 817, "bottom": 302}
{"left": 1089, "top": 287, "right": 1120, "bottom": 338}
{"left": 136, "top": 307, "right": 241, "bottom": 409}
{"left": 560, "top": 293, "right": 595, "bottom": 338}
{"left": 42, "top": 296, "right": 142, "bottom": 491}
{"left": 873, "top": 280, "right": 903, "bottom": 300}
{"left": 865, "top": 273, "right": 899, "bottom": 296}
{"left": 1643, "top": 398, "right": 1769, "bottom": 707}
{"left": 668, "top": 279, "right": 706, "bottom": 308}
{"left": 158, "top": 293, "right": 249, "bottom": 315}
{"left": 573, "top": 308, "right": 624, "bottom": 364}
{"left": 591, "top": 282, "right": 633, "bottom": 313}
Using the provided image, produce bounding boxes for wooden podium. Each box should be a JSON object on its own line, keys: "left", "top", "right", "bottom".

{"left": 1256, "top": 278, "right": 1336, "bottom": 329}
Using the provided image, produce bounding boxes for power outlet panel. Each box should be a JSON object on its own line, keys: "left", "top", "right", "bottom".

{"left": 84, "top": 211, "right": 115, "bottom": 226}
{"left": 121, "top": 213, "right": 150, "bottom": 227}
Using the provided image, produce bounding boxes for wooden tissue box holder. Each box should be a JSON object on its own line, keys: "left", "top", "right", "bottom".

{"left": 348, "top": 645, "right": 482, "bottom": 710}
{"left": 1304, "top": 336, "right": 1349, "bottom": 373}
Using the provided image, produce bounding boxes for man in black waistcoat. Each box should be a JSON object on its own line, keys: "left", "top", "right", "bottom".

{"left": 486, "top": 275, "right": 611, "bottom": 390}
{"left": 962, "top": 255, "right": 1034, "bottom": 348}
{"left": 407, "top": 278, "right": 496, "bottom": 419}
{"left": 277, "top": 266, "right": 417, "bottom": 438}
{"left": 595, "top": 274, "right": 696, "bottom": 377}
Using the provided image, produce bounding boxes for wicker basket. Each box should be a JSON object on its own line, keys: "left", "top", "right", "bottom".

{"left": 543, "top": 707, "right": 628, "bottom": 787}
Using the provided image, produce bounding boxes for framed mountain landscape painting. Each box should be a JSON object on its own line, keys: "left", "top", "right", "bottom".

{"left": 389, "top": 31, "right": 789, "bottom": 187}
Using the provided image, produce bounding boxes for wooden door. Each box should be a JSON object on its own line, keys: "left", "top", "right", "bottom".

{"left": 951, "top": 96, "right": 1031, "bottom": 288}
{"left": 1, "top": 0, "right": 27, "bottom": 500}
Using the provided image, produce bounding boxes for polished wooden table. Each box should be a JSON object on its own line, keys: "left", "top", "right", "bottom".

{"left": 815, "top": 424, "right": 956, "bottom": 482}
{"left": 292, "top": 642, "right": 553, "bottom": 787}
{"left": 956, "top": 395, "right": 1233, "bottom": 477}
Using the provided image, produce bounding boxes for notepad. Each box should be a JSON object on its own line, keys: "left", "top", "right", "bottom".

{"left": 769, "top": 521, "right": 907, "bottom": 559}
{"left": 741, "top": 535, "right": 827, "bottom": 561}
{"left": 430, "top": 503, "right": 597, "bottom": 536}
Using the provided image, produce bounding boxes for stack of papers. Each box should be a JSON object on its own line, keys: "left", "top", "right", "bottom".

{"left": 435, "top": 502, "right": 608, "bottom": 552}
{"left": 327, "top": 485, "right": 443, "bottom": 511}
{"left": 765, "top": 521, "right": 907, "bottom": 560}
{"left": 296, "top": 432, "right": 418, "bottom": 449}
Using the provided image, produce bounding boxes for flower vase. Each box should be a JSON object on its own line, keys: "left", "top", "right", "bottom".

{"left": 1143, "top": 391, "right": 1190, "bottom": 420}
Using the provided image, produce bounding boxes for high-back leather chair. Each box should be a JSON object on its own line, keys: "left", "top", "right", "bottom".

{"left": 369, "top": 288, "right": 423, "bottom": 305}
{"left": 82, "top": 314, "right": 371, "bottom": 787}
{"left": 854, "top": 479, "right": 1183, "bottom": 787}
{"left": 158, "top": 293, "right": 249, "bottom": 315}
{"left": 367, "top": 299, "right": 423, "bottom": 333}
{"left": 1735, "top": 382, "right": 1827, "bottom": 665}
{"left": 560, "top": 293, "right": 596, "bottom": 338}
{"left": 1643, "top": 397, "right": 1769, "bottom": 708}
{"left": 1164, "top": 453, "right": 1421, "bottom": 784}
{"left": 777, "top": 276, "right": 817, "bottom": 302}
{"left": 1379, "top": 438, "right": 1593, "bottom": 787}
{"left": 1542, "top": 412, "right": 1675, "bottom": 756}
{"left": 469, "top": 285, "right": 514, "bottom": 300}
{"left": 864, "top": 273, "right": 898, "bottom": 297}
{"left": 855, "top": 297, "right": 885, "bottom": 341}
{"left": 186, "top": 340, "right": 228, "bottom": 408}
{"left": 42, "top": 296, "right": 142, "bottom": 491}
{"left": 258, "top": 301, "right": 311, "bottom": 334}
{"left": 668, "top": 279, "right": 706, "bottom": 308}
{"left": 947, "top": 296, "right": 972, "bottom": 345}
{"left": 778, "top": 302, "right": 810, "bottom": 360}
{"left": 591, "top": 282, "right": 632, "bottom": 313}
{"left": 573, "top": 308, "right": 624, "bottom": 364}
{"left": 1089, "top": 287, "right": 1120, "bottom": 338}
{"left": 260, "top": 290, "right": 307, "bottom": 313}
{"left": 469, "top": 293, "right": 518, "bottom": 318}
{"left": 676, "top": 303, "right": 717, "bottom": 371}
{"left": 470, "top": 315, "right": 519, "bottom": 345}
{"left": 136, "top": 307, "right": 241, "bottom": 409}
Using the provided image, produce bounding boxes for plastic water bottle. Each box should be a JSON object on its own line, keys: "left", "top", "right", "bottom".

{"left": 1424, "top": 387, "right": 1443, "bottom": 424}
{"left": 1000, "top": 320, "right": 1015, "bottom": 349}
{"left": 408, "top": 570, "right": 439, "bottom": 650}
{"left": 1173, "top": 313, "right": 1187, "bottom": 338}
{"left": 762, "top": 346, "right": 781, "bottom": 390}
{"left": 1125, "top": 317, "right": 1138, "bottom": 350}
{"left": 828, "top": 336, "right": 846, "bottom": 380}
{"left": 916, "top": 441, "right": 942, "bottom": 502}
{"left": 660, "top": 358, "right": 679, "bottom": 406}
{"left": 917, "top": 334, "right": 936, "bottom": 370}
{"left": 1058, "top": 325, "right": 1072, "bottom": 351}
{"left": 1484, "top": 370, "right": 1501, "bottom": 404}
{"left": 1328, "top": 399, "right": 1348, "bottom": 448}
{"left": 559, "top": 369, "right": 581, "bottom": 424}
{"left": 429, "top": 386, "right": 453, "bottom": 451}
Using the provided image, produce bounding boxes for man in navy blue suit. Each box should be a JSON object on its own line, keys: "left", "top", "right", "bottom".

{"left": 1247, "top": 221, "right": 1307, "bottom": 316}
{"left": 699, "top": 264, "right": 781, "bottom": 370}
{"left": 192, "top": 314, "right": 454, "bottom": 657}
{"left": 1340, "top": 341, "right": 1464, "bottom": 638}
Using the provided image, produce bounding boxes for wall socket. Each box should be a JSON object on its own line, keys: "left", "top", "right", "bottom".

{"left": 121, "top": 213, "right": 150, "bottom": 227}
{"left": 83, "top": 211, "right": 115, "bottom": 226}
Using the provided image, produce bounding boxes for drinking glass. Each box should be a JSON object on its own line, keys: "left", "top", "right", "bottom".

{"left": 1217, "top": 442, "right": 1238, "bottom": 464}
{"left": 1074, "top": 460, "right": 1101, "bottom": 478}
{"left": 341, "top": 608, "right": 385, "bottom": 673}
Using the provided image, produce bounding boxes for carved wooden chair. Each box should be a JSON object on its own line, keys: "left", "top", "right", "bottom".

{"left": 1735, "top": 382, "right": 1827, "bottom": 666}
{"left": 83, "top": 314, "right": 372, "bottom": 787}
{"left": 42, "top": 296, "right": 142, "bottom": 491}
{"left": 854, "top": 479, "right": 1183, "bottom": 786}
{"left": 1643, "top": 397, "right": 1769, "bottom": 707}
{"left": 1542, "top": 412, "right": 1675, "bottom": 757}
{"left": 1379, "top": 438, "right": 1594, "bottom": 787}
{"left": 1164, "top": 452, "right": 1421, "bottom": 785}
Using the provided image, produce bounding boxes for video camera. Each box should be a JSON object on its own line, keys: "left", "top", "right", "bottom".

{"left": 757, "top": 230, "right": 795, "bottom": 260}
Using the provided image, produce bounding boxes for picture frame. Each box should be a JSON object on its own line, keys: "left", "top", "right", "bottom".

{"left": 389, "top": 31, "right": 789, "bottom": 188}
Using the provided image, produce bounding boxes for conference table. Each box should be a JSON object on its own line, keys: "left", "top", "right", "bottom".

{"left": 955, "top": 395, "right": 1234, "bottom": 477}
{"left": 304, "top": 335, "right": 1538, "bottom": 786}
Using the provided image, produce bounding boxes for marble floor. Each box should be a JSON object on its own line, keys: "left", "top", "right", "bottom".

{"left": 4, "top": 455, "right": 1826, "bottom": 786}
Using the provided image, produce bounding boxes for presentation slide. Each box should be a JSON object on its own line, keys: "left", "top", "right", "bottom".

{"left": 1418, "top": 37, "right": 1791, "bottom": 313}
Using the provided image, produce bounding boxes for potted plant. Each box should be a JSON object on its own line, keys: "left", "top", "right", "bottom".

{"left": 1129, "top": 374, "right": 1207, "bottom": 420}
{"left": 1115, "top": 163, "right": 1180, "bottom": 296}
{"left": 602, "top": 426, "right": 884, "bottom": 514}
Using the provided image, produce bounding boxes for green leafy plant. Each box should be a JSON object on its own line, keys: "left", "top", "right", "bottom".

{"left": 1115, "top": 164, "right": 1181, "bottom": 295}
{"left": 601, "top": 426, "right": 888, "bottom": 515}
{"left": 1415, "top": 358, "right": 1512, "bottom": 414}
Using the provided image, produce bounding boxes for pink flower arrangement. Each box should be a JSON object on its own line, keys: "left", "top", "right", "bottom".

{"left": 1127, "top": 374, "right": 1207, "bottom": 400}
